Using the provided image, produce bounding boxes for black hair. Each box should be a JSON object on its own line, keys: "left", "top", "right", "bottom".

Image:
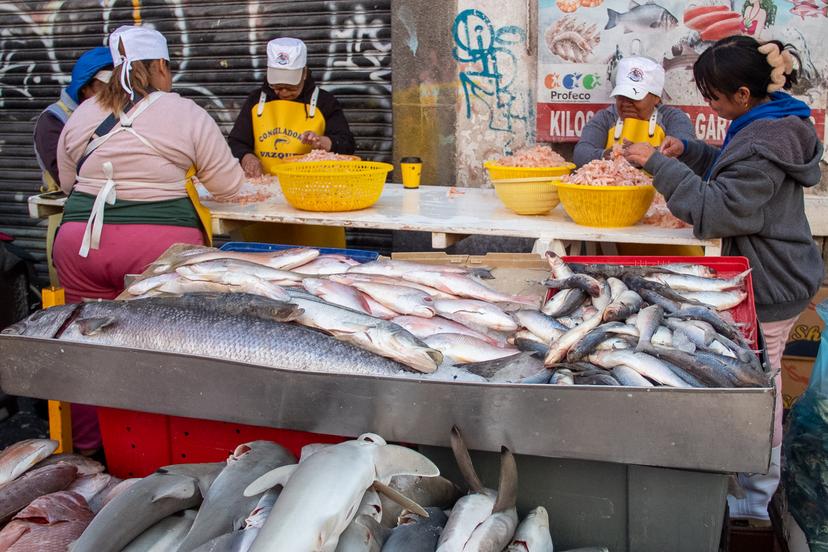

{"left": 693, "top": 35, "right": 798, "bottom": 101}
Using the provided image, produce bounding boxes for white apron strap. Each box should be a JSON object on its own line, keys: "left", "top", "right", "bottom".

{"left": 648, "top": 107, "right": 658, "bottom": 138}
{"left": 309, "top": 87, "right": 319, "bottom": 118}
{"left": 79, "top": 161, "right": 117, "bottom": 258}
{"left": 613, "top": 117, "right": 624, "bottom": 141}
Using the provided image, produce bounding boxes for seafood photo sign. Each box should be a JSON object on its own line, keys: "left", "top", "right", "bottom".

{"left": 536, "top": 0, "right": 828, "bottom": 143}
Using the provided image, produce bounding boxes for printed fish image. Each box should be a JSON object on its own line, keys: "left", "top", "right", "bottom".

{"left": 605, "top": 0, "right": 679, "bottom": 33}
{"left": 786, "top": 0, "right": 828, "bottom": 19}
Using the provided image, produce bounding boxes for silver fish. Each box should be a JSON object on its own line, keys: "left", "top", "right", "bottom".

{"left": 121, "top": 509, "right": 198, "bottom": 552}
{"left": 604, "top": 290, "right": 643, "bottom": 322}
{"left": 588, "top": 350, "right": 692, "bottom": 388}
{"left": 350, "top": 281, "right": 437, "bottom": 318}
{"left": 126, "top": 273, "right": 180, "bottom": 296}
{"left": 605, "top": 1, "right": 678, "bottom": 33}
{"left": 177, "top": 441, "right": 295, "bottom": 552}
{"left": 348, "top": 260, "right": 476, "bottom": 278}
{"left": 335, "top": 514, "right": 390, "bottom": 552}
{"left": 678, "top": 290, "right": 747, "bottom": 311}
{"left": 645, "top": 269, "right": 750, "bottom": 292}
{"left": 303, "top": 278, "right": 372, "bottom": 314}
{"left": 287, "top": 293, "right": 442, "bottom": 373}
{"left": 544, "top": 307, "right": 607, "bottom": 366}
{"left": 541, "top": 288, "right": 586, "bottom": 318}
{"left": 543, "top": 274, "right": 602, "bottom": 298}
{"left": 175, "top": 267, "right": 292, "bottom": 302}
{"left": 392, "top": 316, "right": 499, "bottom": 345}
{"left": 331, "top": 274, "right": 457, "bottom": 300}
{"left": 173, "top": 258, "right": 305, "bottom": 286}
{"left": 293, "top": 256, "right": 358, "bottom": 275}
{"left": 156, "top": 248, "right": 320, "bottom": 273}
{"left": 463, "top": 353, "right": 547, "bottom": 383}
{"left": 6, "top": 295, "right": 414, "bottom": 379}
{"left": 607, "top": 277, "right": 628, "bottom": 300}
{"left": 505, "top": 506, "right": 554, "bottom": 552}
{"left": 635, "top": 305, "right": 664, "bottom": 352}
{"left": 403, "top": 271, "right": 537, "bottom": 306}
{"left": 0, "top": 439, "right": 58, "bottom": 486}
{"left": 434, "top": 299, "right": 518, "bottom": 333}
{"left": 511, "top": 310, "right": 567, "bottom": 343}
{"left": 70, "top": 463, "right": 223, "bottom": 552}
{"left": 611, "top": 365, "right": 654, "bottom": 387}
{"left": 657, "top": 263, "right": 717, "bottom": 278}
{"left": 424, "top": 334, "right": 518, "bottom": 364}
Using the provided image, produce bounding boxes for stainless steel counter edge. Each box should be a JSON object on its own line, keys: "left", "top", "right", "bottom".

{"left": 0, "top": 335, "right": 774, "bottom": 473}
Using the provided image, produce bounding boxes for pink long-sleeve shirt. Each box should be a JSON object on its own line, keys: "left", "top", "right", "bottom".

{"left": 57, "top": 92, "right": 243, "bottom": 201}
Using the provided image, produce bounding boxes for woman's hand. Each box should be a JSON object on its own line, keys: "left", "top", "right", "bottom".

{"left": 621, "top": 140, "right": 656, "bottom": 168}
{"left": 300, "top": 131, "right": 332, "bottom": 151}
{"left": 241, "top": 153, "right": 263, "bottom": 178}
{"left": 659, "top": 136, "right": 685, "bottom": 158}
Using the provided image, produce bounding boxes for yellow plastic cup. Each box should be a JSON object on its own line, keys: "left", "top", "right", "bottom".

{"left": 401, "top": 157, "right": 422, "bottom": 189}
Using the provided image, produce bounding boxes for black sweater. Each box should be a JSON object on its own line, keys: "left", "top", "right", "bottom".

{"left": 228, "top": 73, "right": 356, "bottom": 159}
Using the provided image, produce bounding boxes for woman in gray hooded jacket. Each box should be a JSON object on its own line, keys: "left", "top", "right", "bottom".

{"left": 623, "top": 35, "right": 824, "bottom": 524}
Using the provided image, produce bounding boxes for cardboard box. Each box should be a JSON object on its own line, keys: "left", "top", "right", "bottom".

{"left": 784, "top": 284, "right": 828, "bottom": 358}
{"left": 781, "top": 355, "right": 816, "bottom": 409}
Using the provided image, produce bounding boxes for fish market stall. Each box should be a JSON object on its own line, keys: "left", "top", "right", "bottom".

{"left": 0, "top": 243, "right": 776, "bottom": 551}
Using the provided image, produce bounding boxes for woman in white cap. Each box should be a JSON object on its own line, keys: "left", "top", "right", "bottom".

{"left": 227, "top": 37, "right": 356, "bottom": 247}
{"left": 53, "top": 25, "right": 243, "bottom": 302}
{"left": 52, "top": 25, "right": 243, "bottom": 457}
{"left": 573, "top": 56, "right": 695, "bottom": 166}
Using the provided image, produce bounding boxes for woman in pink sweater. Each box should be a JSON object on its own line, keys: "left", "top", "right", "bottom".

{"left": 53, "top": 26, "right": 243, "bottom": 454}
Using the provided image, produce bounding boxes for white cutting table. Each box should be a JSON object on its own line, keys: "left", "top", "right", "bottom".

{"left": 202, "top": 183, "right": 723, "bottom": 256}
{"left": 27, "top": 185, "right": 828, "bottom": 257}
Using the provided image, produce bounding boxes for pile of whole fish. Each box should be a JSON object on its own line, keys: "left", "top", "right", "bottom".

{"left": 3, "top": 245, "right": 769, "bottom": 388}
{"left": 0, "top": 433, "right": 611, "bottom": 551}
{"left": 537, "top": 252, "right": 767, "bottom": 388}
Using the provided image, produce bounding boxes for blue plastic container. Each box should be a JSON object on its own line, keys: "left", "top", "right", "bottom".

{"left": 220, "top": 242, "right": 379, "bottom": 263}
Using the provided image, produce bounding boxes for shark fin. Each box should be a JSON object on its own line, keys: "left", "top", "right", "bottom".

{"left": 492, "top": 446, "right": 518, "bottom": 513}
{"left": 374, "top": 444, "right": 439, "bottom": 483}
{"left": 243, "top": 464, "right": 297, "bottom": 497}
{"left": 373, "top": 480, "right": 428, "bottom": 518}
{"left": 150, "top": 478, "right": 198, "bottom": 502}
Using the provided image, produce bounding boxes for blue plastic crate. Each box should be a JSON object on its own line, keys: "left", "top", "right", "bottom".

{"left": 220, "top": 242, "right": 379, "bottom": 264}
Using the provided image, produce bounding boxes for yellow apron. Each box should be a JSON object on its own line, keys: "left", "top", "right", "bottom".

{"left": 245, "top": 90, "right": 345, "bottom": 248}
{"left": 607, "top": 111, "right": 703, "bottom": 257}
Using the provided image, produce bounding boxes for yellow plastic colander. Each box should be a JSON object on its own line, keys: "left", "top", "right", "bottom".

{"left": 556, "top": 182, "right": 655, "bottom": 227}
{"left": 492, "top": 176, "right": 560, "bottom": 215}
{"left": 484, "top": 161, "right": 576, "bottom": 180}
{"left": 272, "top": 161, "right": 393, "bottom": 212}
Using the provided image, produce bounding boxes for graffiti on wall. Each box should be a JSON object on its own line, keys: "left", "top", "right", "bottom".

{"left": 452, "top": 8, "right": 529, "bottom": 144}
{"left": 0, "top": 0, "right": 393, "bottom": 140}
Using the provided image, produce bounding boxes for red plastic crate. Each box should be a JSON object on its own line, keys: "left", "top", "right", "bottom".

{"left": 549, "top": 256, "right": 758, "bottom": 347}
{"left": 97, "top": 407, "right": 348, "bottom": 479}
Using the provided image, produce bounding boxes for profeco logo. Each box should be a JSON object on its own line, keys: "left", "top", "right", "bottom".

{"left": 544, "top": 72, "right": 601, "bottom": 101}
{"left": 627, "top": 68, "right": 644, "bottom": 82}
{"left": 544, "top": 73, "right": 601, "bottom": 90}
{"left": 276, "top": 52, "right": 290, "bottom": 66}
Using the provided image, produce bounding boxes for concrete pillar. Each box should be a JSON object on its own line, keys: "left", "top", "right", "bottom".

{"left": 391, "top": 0, "right": 459, "bottom": 186}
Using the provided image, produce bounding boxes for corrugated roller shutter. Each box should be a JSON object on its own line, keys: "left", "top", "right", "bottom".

{"left": 0, "top": 0, "right": 392, "bottom": 283}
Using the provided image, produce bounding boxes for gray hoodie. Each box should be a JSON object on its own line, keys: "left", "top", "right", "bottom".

{"left": 644, "top": 116, "right": 824, "bottom": 322}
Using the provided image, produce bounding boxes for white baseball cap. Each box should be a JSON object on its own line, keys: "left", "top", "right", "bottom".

{"left": 611, "top": 56, "right": 665, "bottom": 101}
{"left": 266, "top": 38, "right": 307, "bottom": 86}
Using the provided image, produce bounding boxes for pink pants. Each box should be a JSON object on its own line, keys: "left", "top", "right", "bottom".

{"left": 760, "top": 317, "right": 797, "bottom": 448}
{"left": 53, "top": 222, "right": 203, "bottom": 450}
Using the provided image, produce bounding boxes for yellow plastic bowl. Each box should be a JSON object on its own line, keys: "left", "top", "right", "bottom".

{"left": 556, "top": 181, "right": 655, "bottom": 227}
{"left": 272, "top": 161, "right": 393, "bottom": 212}
{"left": 492, "top": 176, "right": 560, "bottom": 215}
{"left": 484, "top": 161, "right": 576, "bottom": 180}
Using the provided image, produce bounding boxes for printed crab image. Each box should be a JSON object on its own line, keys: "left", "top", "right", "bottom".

{"left": 545, "top": 15, "right": 600, "bottom": 63}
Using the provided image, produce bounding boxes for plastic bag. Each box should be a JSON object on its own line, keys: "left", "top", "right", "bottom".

{"left": 783, "top": 299, "right": 828, "bottom": 551}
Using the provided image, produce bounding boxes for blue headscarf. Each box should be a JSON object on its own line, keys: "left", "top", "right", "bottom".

{"left": 704, "top": 92, "right": 812, "bottom": 179}
{"left": 64, "top": 47, "right": 113, "bottom": 104}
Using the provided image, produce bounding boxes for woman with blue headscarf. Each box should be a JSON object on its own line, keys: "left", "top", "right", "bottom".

{"left": 33, "top": 46, "right": 113, "bottom": 190}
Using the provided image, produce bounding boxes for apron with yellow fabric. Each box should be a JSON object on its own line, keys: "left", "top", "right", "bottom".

{"left": 246, "top": 89, "right": 346, "bottom": 248}
{"left": 607, "top": 110, "right": 703, "bottom": 257}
